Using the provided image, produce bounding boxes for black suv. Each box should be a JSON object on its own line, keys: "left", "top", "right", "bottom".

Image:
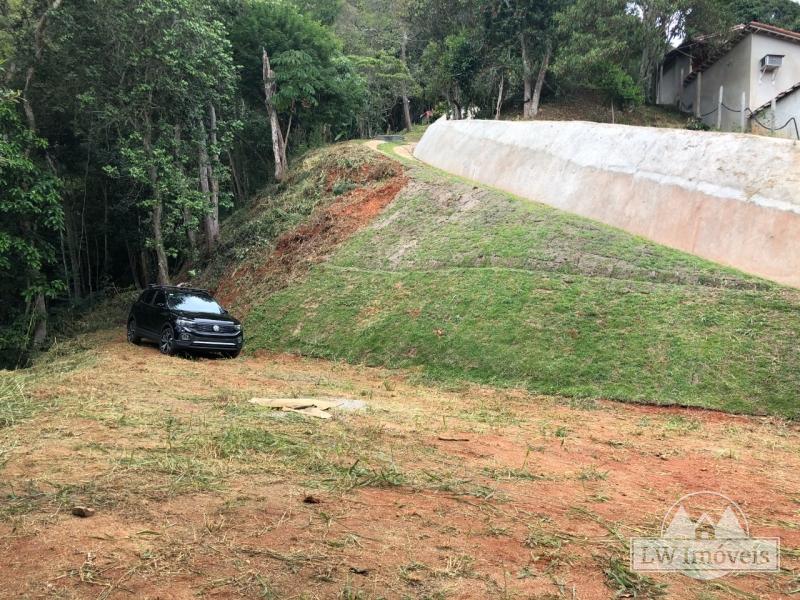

{"left": 127, "top": 285, "right": 243, "bottom": 357}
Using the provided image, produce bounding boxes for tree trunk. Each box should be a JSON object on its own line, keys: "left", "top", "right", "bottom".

{"left": 445, "top": 91, "right": 456, "bottom": 120}
{"left": 142, "top": 116, "right": 170, "bottom": 285}
{"left": 204, "top": 103, "right": 220, "bottom": 251}
{"left": 262, "top": 48, "right": 288, "bottom": 182}
{"left": 102, "top": 184, "right": 110, "bottom": 281}
{"left": 521, "top": 34, "right": 534, "bottom": 119}
{"left": 64, "top": 205, "right": 83, "bottom": 298}
{"left": 59, "top": 229, "right": 70, "bottom": 301}
{"left": 495, "top": 74, "right": 505, "bottom": 119}
{"left": 530, "top": 42, "right": 552, "bottom": 119}
{"left": 401, "top": 30, "right": 413, "bottom": 131}
{"left": 83, "top": 207, "right": 92, "bottom": 295}
{"left": 151, "top": 199, "right": 169, "bottom": 285}
{"left": 125, "top": 238, "right": 142, "bottom": 289}
{"left": 172, "top": 124, "right": 196, "bottom": 255}
{"left": 140, "top": 248, "right": 151, "bottom": 287}
{"left": 32, "top": 293, "right": 47, "bottom": 348}
{"left": 227, "top": 149, "right": 244, "bottom": 203}
{"left": 198, "top": 120, "right": 212, "bottom": 252}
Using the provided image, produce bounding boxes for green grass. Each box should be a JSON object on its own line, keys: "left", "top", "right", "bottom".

{"left": 0, "top": 373, "right": 34, "bottom": 428}
{"left": 237, "top": 145, "right": 800, "bottom": 418}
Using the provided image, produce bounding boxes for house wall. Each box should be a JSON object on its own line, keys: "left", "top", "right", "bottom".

{"left": 414, "top": 117, "right": 800, "bottom": 287}
{"left": 696, "top": 36, "right": 752, "bottom": 130}
{"left": 752, "top": 89, "right": 800, "bottom": 139}
{"left": 749, "top": 33, "right": 800, "bottom": 109}
{"left": 659, "top": 32, "right": 800, "bottom": 133}
{"left": 659, "top": 54, "right": 692, "bottom": 107}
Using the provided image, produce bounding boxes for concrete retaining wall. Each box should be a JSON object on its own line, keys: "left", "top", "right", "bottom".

{"left": 414, "top": 118, "right": 800, "bottom": 287}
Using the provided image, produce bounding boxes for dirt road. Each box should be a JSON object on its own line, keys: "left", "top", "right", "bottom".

{"left": 1, "top": 330, "right": 799, "bottom": 598}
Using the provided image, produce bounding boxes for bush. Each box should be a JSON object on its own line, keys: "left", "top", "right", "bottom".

{"left": 599, "top": 65, "right": 644, "bottom": 108}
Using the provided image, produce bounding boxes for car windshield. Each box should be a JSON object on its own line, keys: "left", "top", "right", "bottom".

{"left": 168, "top": 292, "right": 224, "bottom": 314}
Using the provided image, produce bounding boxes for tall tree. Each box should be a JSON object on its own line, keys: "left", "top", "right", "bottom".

{"left": 482, "top": 0, "right": 564, "bottom": 118}
{"left": 0, "top": 89, "right": 63, "bottom": 365}
{"left": 231, "top": 1, "right": 363, "bottom": 179}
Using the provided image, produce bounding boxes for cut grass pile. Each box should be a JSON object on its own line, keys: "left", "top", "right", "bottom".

{"left": 244, "top": 147, "right": 800, "bottom": 417}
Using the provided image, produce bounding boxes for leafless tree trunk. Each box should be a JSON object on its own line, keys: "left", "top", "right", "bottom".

{"left": 401, "top": 30, "right": 413, "bottom": 132}
{"left": 495, "top": 74, "right": 505, "bottom": 119}
{"left": 262, "top": 48, "right": 288, "bottom": 182}
{"left": 530, "top": 42, "right": 552, "bottom": 119}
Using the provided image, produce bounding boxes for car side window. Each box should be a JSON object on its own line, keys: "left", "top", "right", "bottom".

{"left": 141, "top": 290, "right": 155, "bottom": 304}
{"left": 153, "top": 290, "right": 166, "bottom": 306}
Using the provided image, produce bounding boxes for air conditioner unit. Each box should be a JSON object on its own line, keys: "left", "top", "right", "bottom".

{"left": 760, "top": 54, "right": 784, "bottom": 71}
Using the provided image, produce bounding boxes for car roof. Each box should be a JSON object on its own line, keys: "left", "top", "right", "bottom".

{"left": 147, "top": 284, "right": 211, "bottom": 295}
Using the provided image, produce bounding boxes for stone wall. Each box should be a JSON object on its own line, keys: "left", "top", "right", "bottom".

{"left": 414, "top": 118, "right": 800, "bottom": 287}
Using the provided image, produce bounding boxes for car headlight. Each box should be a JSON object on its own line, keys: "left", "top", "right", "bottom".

{"left": 233, "top": 323, "right": 242, "bottom": 332}
{"left": 176, "top": 318, "right": 194, "bottom": 331}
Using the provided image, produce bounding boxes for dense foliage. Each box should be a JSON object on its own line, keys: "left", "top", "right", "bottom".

{"left": 1, "top": 0, "right": 797, "bottom": 366}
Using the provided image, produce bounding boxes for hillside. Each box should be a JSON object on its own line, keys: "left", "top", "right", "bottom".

{"left": 515, "top": 91, "right": 694, "bottom": 128}
{"left": 200, "top": 141, "right": 800, "bottom": 418}
{"left": 5, "top": 140, "right": 800, "bottom": 600}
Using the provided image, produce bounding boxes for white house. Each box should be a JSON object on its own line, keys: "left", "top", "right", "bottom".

{"left": 750, "top": 81, "right": 800, "bottom": 138}
{"left": 657, "top": 21, "right": 800, "bottom": 138}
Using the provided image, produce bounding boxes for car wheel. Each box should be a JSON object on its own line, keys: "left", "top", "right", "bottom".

{"left": 224, "top": 350, "right": 241, "bottom": 359}
{"left": 159, "top": 326, "right": 176, "bottom": 356}
{"left": 127, "top": 318, "right": 141, "bottom": 344}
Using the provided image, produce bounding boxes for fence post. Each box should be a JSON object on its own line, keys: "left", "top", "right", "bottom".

{"left": 740, "top": 91, "right": 746, "bottom": 132}
{"left": 695, "top": 72, "right": 702, "bottom": 118}
{"left": 717, "top": 85, "right": 723, "bottom": 130}
{"left": 771, "top": 97, "right": 777, "bottom": 131}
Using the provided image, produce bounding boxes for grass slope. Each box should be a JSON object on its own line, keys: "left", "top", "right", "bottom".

{"left": 241, "top": 144, "right": 800, "bottom": 418}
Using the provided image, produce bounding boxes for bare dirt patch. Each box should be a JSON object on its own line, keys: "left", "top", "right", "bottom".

{"left": 1, "top": 330, "right": 799, "bottom": 598}
{"left": 214, "top": 164, "right": 407, "bottom": 314}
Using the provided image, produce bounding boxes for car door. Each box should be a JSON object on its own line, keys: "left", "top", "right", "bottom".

{"left": 149, "top": 289, "right": 168, "bottom": 333}
{"left": 134, "top": 289, "right": 156, "bottom": 334}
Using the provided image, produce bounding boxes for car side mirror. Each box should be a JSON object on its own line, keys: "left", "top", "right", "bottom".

{"left": 222, "top": 309, "right": 229, "bottom": 314}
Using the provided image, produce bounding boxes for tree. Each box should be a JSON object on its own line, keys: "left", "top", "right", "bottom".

{"left": 0, "top": 89, "right": 63, "bottom": 365}
{"left": 554, "top": 0, "right": 645, "bottom": 106}
{"left": 350, "top": 52, "right": 417, "bottom": 136}
{"left": 262, "top": 48, "right": 289, "bottom": 181}
{"left": 231, "top": 0, "right": 364, "bottom": 179}
{"left": 482, "top": 0, "right": 565, "bottom": 119}
{"left": 722, "top": 0, "right": 800, "bottom": 31}
{"left": 35, "top": 0, "right": 238, "bottom": 283}
{"left": 334, "top": 0, "right": 420, "bottom": 131}
{"left": 420, "top": 32, "right": 481, "bottom": 119}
